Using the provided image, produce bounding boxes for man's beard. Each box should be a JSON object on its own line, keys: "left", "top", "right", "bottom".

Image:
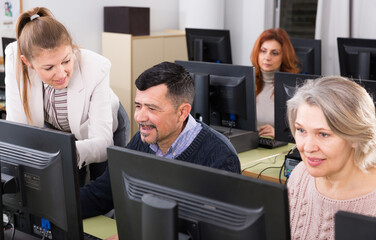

{"left": 139, "top": 122, "right": 158, "bottom": 144}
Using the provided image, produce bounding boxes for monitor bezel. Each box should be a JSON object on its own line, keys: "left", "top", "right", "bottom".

{"left": 175, "top": 60, "right": 257, "bottom": 132}
{"left": 274, "top": 72, "right": 321, "bottom": 143}
{"left": 290, "top": 37, "right": 322, "bottom": 75}
{"left": 335, "top": 211, "right": 376, "bottom": 239}
{"left": 0, "top": 120, "right": 83, "bottom": 239}
{"left": 185, "top": 28, "right": 232, "bottom": 64}
{"left": 337, "top": 37, "right": 376, "bottom": 80}
{"left": 108, "top": 146, "right": 291, "bottom": 240}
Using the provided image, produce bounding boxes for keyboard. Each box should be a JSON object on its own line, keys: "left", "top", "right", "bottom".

{"left": 258, "top": 137, "right": 288, "bottom": 149}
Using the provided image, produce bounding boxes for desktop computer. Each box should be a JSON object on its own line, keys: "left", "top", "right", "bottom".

{"left": 175, "top": 60, "right": 258, "bottom": 153}
{"left": 211, "top": 125, "right": 258, "bottom": 153}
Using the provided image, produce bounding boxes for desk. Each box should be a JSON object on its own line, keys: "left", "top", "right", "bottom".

{"left": 239, "top": 143, "right": 295, "bottom": 183}
{"left": 0, "top": 216, "right": 117, "bottom": 240}
{"left": 83, "top": 215, "right": 117, "bottom": 239}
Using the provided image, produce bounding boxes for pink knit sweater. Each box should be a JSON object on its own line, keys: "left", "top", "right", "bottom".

{"left": 288, "top": 162, "right": 376, "bottom": 240}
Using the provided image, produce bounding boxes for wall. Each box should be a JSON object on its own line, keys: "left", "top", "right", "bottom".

{"left": 225, "top": 0, "right": 274, "bottom": 66}
{"left": 22, "top": 0, "right": 179, "bottom": 54}
{"left": 179, "top": 0, "right": 225, "bottom": 30}
{"left": 21, "top": 0, "right": 274, "bottom": 67}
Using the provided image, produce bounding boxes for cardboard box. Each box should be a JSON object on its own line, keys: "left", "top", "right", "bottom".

{"left": 104, "top": 7, "right": 150, "bottom": 36}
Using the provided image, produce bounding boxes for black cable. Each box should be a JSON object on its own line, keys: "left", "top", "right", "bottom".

{"left": 257, "top": 166, "right": 281, "bottom": 179}
{"left": 284, "top": 176, "right": 289, "bottom": 186}
{"left": 279, "top": 158, "right": 286, "bottom": 184}
{"left": 242, "top": 154, "right": 282, "bottom": 174}
{"left": 241, "top": 161, "right": 264, "bottom": 174}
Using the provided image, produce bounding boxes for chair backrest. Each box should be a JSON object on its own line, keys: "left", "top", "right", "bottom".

{"left": 113, "top": 102, "right": 130, "bottom": 147}
{"left": 2, "top": 37, "right": 16, "bottom": 64}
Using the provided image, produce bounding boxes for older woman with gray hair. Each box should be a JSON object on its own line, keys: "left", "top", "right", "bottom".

{"left": 286, "top": 76, "right": 376, "bottom": 240}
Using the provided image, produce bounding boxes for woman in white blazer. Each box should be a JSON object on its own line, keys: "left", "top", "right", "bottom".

{"left": 5, "top": 7, "right": 127, "bottom": 186}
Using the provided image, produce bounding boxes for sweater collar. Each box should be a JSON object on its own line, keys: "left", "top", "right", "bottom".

{"left": 261, "top": 68, "right": 279, "bottom": 84}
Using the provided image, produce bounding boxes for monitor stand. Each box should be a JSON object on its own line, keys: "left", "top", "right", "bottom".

{"left": 211, "top": 125, "right": 258, "bottom": 153}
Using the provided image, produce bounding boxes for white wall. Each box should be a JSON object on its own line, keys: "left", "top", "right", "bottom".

{"left": 225, "top": 0, "right": 273, "bottom": 66}
{"left": 21, "top": 0, "right": 270, "bottom": 67}
{"left": 179, "top": 0, "right": 225, "bottom": 30}
{"left": 22, "top": 0, "right": 179, "bottom": 54}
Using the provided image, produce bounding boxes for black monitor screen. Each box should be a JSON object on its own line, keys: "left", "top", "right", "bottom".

{"left": 290, "top": 37, "right": 321, "bottom": 75}
{"left": 356, "top": 79, "right": 376, "bottom": 106}
{"left": 335, "top": 211, "right": 376, "bottom": 240}
{"left": 274, "top": 72, "right": 321, "bottom": 143}
{"left": 185, "top": 28, "right": 232, "bottom": 64}
{"left": 108, "top": 146, "right": 290, "bottom": 240}
{"left": 0, "top": 120, "right": 82, "bottom": 239}
{"left": 175, "top": 60, "right": 256, "bottom": 132}
{"left": 338, "top": 37, "right": 376, "bottom": 80}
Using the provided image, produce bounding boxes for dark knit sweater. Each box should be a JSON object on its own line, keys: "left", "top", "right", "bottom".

{"left": 80, "top": 122, "right": 240, "bottom": 218}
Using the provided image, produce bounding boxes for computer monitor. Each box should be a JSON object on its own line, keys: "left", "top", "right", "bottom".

{"left": 356, "top": 78, "right": 376, "bottom": 106}
{"left": 108, "top": 146, "right": 291, "bottom": 240}
{"left": 0, "top": 120, "right": 83, "bottom": 239}
{"left": 175, "top": 60, "right": 256, "bottom": 132}
{"left": 1, "top": 37, "right": 16, "bottom": 65}
{"left": 290, "top": 37, "right": 321, "bottom": 75}
{"left": 274, "top": 72, "right": 321, "bottom": 143}
{"left": 0, "top": 72, "right": 4, "bottom": 103}
{"left": 185, "top": 28, "right": 232, "bottom": 64}
{"left": 335, "top": 211, "right": 376, "bottom": 240}
{"left": 337, "top": 37, "right": 376, "bottom": 80}
{"left": 275, "top": 73, "right": 376, "bottom": 144}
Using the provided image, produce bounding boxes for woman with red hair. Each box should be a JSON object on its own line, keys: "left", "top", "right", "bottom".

{"left": 251, "top": 28, "right": 299, "bottom": 138}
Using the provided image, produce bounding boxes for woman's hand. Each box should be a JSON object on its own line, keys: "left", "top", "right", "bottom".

{"left": 258, "top": 124, "right": 275, "bottom": 138}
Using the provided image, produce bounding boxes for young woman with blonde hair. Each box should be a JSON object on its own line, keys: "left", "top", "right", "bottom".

{"left": 5, "top": 7, "right": 129, "bottom": 186}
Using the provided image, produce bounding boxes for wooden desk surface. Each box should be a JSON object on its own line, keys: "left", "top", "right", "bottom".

{"left": 239, "top": 143, "right": 295, "bottom": 183}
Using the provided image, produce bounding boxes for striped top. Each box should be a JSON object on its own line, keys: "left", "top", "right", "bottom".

{"left": 43, "top": 84, "right": 71, "bottom": 132}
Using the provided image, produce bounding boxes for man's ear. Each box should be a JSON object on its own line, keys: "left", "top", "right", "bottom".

{"left": 20, "top": 55, "right": 32, "bottom": 68}
{"left": 178, "top": 103, "right": 191, "bottom": 122}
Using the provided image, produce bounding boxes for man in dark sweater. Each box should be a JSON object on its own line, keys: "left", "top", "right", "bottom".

{"left": 80, "top": 62, "right": 240, "bottom": 218}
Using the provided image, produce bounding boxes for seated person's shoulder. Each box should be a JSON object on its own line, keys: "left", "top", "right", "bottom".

{"left": 196, "top": 123, "right": 240, "bottom": 173}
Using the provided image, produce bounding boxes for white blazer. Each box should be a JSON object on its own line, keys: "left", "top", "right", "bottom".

{"left": 5, "top": 42, "right": 119, "bottom": 168}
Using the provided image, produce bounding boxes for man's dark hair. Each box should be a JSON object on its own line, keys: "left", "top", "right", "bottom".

{"left": 135, "top": 61, "right": 195, "bottom": 106}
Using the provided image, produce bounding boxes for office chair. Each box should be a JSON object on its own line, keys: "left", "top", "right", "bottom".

{"left": 2, "top": 37, "right": 16, "bottom": 65}
{"left": 113, "top": 102, "right": 130, "bottom": 147}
